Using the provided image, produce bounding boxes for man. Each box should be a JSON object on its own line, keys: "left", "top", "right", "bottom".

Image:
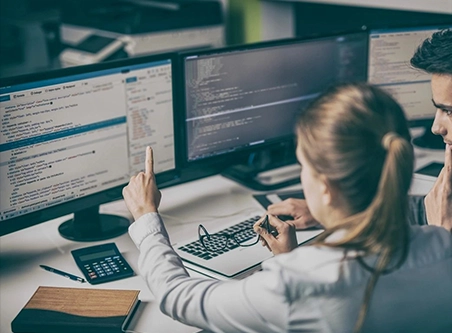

{"left": 269, "top": 29, "right": 452, "bottom": 231}
{"left": 410, "top": 29, "right": 452, "bottom": 229}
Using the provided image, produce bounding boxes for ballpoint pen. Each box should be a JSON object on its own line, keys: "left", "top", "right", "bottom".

{"left": 39, "top": 264, "right": 86, "bottom": 283}
{"left": 259, "top": 215, "right": 279, "bottom": 237}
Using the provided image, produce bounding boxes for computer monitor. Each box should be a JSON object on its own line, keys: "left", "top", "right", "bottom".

{"left": 368, "top": 25, "right": 452, "bottom": 150}
{"left": 0, "top": 54, "right": 178, "bottom": 240}
{"left": 180, "top": 32, "right": 368, "bottom": 190}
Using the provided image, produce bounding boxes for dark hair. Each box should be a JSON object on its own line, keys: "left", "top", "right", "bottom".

{"left": 410, "top": 29, "right": 452, "bottom": 75}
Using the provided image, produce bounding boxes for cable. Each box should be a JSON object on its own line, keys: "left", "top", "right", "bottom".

{"left": 160, "top": 207, "right": 262, "bottom": 225}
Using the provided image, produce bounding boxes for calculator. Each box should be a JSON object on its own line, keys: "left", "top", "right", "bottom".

{"left": 71, "top": 243, "right": 134, "bottom": 284}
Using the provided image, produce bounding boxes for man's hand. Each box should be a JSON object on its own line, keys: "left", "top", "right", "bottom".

{"left": 425, "top": 144, "right": 452, "bottom": 231}
{"left": 267, "top": 198, "right": 320, "bottom": 229}
{"left": 123, "top": 146, "right": 162, "bottom": 221}
{"left": 253, "top": 215, "right": 298, "bottom": 255}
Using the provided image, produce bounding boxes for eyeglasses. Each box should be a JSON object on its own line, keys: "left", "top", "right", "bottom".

{"left": 198, "top": 215, "right": 277, "bottom": 253}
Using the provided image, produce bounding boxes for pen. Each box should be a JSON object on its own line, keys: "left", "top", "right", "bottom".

{"left": 260, "top": 215, "right": 279, "bottom": 237}
{"left": 40, "top": 265, "right": 86, "bottom": 283}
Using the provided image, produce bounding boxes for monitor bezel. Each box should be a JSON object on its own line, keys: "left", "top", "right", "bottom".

{"left": 0, "top": 53, "right": 181, "bottom": 236}
{"left": 176, "top": 30, "right": 369, "bottom": 173}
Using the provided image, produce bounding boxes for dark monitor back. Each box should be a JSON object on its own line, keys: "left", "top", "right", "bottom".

{"left": 178, "top": 32, "right": 368, "bottom": 189}
{"left": 0, "top": 54, "right": 179, "bottom": 237}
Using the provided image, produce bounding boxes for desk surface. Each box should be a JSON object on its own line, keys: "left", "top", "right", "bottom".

{"left": 0, "top": 146, "right": 444, "bottom": 333}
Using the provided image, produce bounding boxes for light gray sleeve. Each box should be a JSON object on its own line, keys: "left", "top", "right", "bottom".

{"left": 128, "top": 212, "right": 289, "bottom": 333}
{"left": 407, "top": 195, "right": 428, "bottom": 226}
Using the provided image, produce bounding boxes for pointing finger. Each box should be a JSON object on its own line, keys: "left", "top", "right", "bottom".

{"left": 145, "top": 146, "right": 154, "bottom": 175}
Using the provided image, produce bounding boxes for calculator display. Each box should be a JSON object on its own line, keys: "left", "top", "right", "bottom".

{"left": 79, "top": 249, "right": 117, "bottom": 262}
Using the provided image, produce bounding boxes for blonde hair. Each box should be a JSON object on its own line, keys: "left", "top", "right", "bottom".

{"left": 296, "top": 83, "right": 414, "bottom": 331}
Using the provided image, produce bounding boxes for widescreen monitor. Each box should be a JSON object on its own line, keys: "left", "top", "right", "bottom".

{"left": 180, "top": 32, "right": 368, "bottom": 189}
{"left": 368, "top": 25, "right": 452, "bottom": 149}
{"left": 0, "top": 54, "right": 178, "bottom": 240}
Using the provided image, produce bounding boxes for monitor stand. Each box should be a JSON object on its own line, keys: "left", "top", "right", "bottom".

{"left": 58, "top": 206, "right": 130, "bottom": 242}
{"left": 412, "top": 127, "right": 445, "bottom": 150}
{"left": 222, "top": 163, "right": 301, "bottom": 191}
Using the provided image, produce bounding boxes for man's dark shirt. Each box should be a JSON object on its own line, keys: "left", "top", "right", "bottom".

{"left": 408, "top": 195, "right": 428, "bottom": 225}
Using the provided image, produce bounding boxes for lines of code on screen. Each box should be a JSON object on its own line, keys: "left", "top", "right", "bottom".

{"left": 184, "top": 34, "right": 367, "bottom": 161}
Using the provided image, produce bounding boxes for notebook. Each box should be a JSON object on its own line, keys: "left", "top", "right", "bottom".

{"left": 173, "top": 200, "right": 323, "bottom": 280}
{"left": 11, "top": 286, "right": 140, "bottom": 333}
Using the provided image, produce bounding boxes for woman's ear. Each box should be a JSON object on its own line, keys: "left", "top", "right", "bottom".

{"left": 320, "top": 175, "right": 350, "bottom": 214}
{"left": 319, "top": 175, "right": 335, "bottom": 207}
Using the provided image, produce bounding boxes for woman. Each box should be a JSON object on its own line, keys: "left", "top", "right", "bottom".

{"left": 123, "top": 83, "right": 452, "bottom": 332}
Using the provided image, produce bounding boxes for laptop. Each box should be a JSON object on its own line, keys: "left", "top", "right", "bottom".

{"left": 173, "top": 204, "right": 324, "bottom": 280}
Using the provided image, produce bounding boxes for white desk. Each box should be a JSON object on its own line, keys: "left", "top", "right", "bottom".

{"left": 0, "top": 146, "right": 443, "bottom": 333}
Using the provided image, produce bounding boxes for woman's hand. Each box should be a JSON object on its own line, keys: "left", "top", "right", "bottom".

{"left": 122, "top": 146, "right": 161, "bottom": 221}
{"left": 253, "top": 215, "right": 298, "bottom": 255}
{"left": 267, "top": 198, "right": 320, "bottom": 229}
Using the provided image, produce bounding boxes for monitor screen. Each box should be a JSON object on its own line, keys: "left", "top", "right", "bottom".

{"left": 182, "top": 32, "right": 368, "bottom": 164}
{"left": 368, "top": 25, "right": 452, "bottom": 126}
{"left": 0, "top": 54, "right": 177, "bottom": 239}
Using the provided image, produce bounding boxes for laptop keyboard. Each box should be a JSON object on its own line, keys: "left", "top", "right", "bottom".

{"left": 178, "top": 216, "right": 261, "bottom": 260}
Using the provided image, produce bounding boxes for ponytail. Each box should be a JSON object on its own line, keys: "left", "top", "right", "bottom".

{"left": 352, "top": 133, "right": 413, "bottom": 332}
{"left": 312, "top": 133, "right": 413, "bottom": 332}
{"left": 312, "top": 132, "right": 413, "bottom": 255}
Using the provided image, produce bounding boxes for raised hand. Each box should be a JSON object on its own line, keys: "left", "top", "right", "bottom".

{"left": 425, "top": 144, "right": 452, "bottom": 231}
{"left": 123, "top": 146, "right": 162, "bottom": 221}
